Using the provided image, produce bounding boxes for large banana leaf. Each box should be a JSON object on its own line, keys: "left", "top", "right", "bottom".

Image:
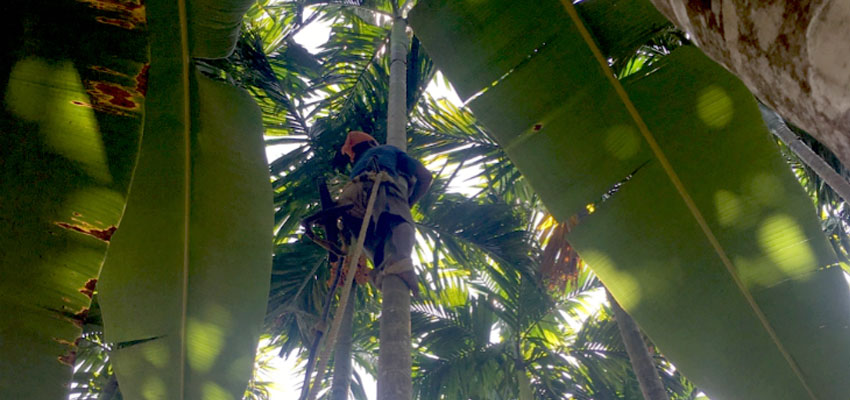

{"left": 0, "top": 2, "right": 146, "bottom": 398}
{"left": 410, "top": 1, "right": 850, "bottom": 399}
{"left": 97, "top": 0, "right": 271, "bottom": 399}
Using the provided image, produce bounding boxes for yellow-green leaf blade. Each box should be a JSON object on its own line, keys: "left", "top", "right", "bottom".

{"left": 97, "top": 0, "right": 271, "bottom": 399}
{"left": 99, "top": 70, "right": 271, "bottom": 400}
{"left": 0, "top": 2, "right": 146, "bottom": 398}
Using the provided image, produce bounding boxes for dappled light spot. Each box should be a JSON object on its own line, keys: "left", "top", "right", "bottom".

{"left": 581, "top": 250, "right": 641, "bottom": 309}
{"left": 749, "top": 173, "right": 784, "bottom": 206}
{"left": 758, "top": 215, "right": 816, "bottom": 276}
{"left": 227, "top": 353, "right": 255, "bottom": 380}
{"left": 141, "top": 340, "right": 169, "bottom": 368}
{"left": 202, "top": 382, "right": 230, "bottom": 400}
{"left": 732, "top": 254, "right": 802, "bottom": 288}
{"left": 696, "top": 85, "right": 733, "bottom": 128}
{"left": 733, "top": 255, "right": 772, "bottom": 288}
{"left": 604, "top": 124, "right": 640, "bottom": 160}
{"left": 187, "top": 318, "right": 225, "bottom": 373}
{"left": 714, "top": 190, "right": 744, "bottom": 227}
{"left": 5, "top": 57, "right": 112, "bottom": 183}
{"left": 143, "top": 376, "right": 166, "bottom": 400}
{"left": 187, "top": 305, "right": 232, "bottom": 373}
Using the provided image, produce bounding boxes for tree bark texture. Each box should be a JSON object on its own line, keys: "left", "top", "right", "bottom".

{"left": 607, "top": 291, "right": 669, "bottom": 400}
{"left": 377, "top": 14, "right": 413, "bottom": 400}
{"left": 378, "top": 276, "right": 412, "bottom": 400}
{"left": 386, "top": 17, "right": 409, "bottom": 151}
{"left": 647, "top": 0, "right": 850, "bottom": 167}
{"left": 331, "top": 287, "right": 356, "bottom": 400}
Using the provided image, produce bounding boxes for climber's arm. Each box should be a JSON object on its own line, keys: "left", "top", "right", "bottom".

{"left": 405, "top": 158, "right": 432, "bottom": 207}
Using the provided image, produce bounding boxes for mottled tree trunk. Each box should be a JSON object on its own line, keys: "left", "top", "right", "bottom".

{"left": 607, "top": 291, "right": 669, "bottom": 400}
{"left": 647, "top": 0, "right": 850, "bottom": 167}
{"left": 331, "top": 287, "right": 356, "bottom": 400}
{"left": 377, "top": 14, "right": 413, "bottom": 400}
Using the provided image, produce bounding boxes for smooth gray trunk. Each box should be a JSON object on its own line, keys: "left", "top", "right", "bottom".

{"left": 607, "top": 291, "right": 669, "bottom": 400}
{"left": 378, "top": 276, "right": 412, "bottom": 399}
{"left": 516, "top": 367, "right": 533, "bottom": 400}
{"left": 377, "top": 15, "right": 413, "bottom": 400}
{"left": 386, "top": 17, "right": 408, "bottom": 151}
{"left": 331, "top": 287, "right": 356, "bottom": 400}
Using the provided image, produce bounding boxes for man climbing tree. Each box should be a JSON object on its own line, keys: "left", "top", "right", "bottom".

{"left": 337, "top": 130, "right": 432, "bottom": 297}
{"left": 300, "top": 128, "right": 429, "bottom": 400}
{"left": 299, "top": 12, "right": 420, "bottom": 398}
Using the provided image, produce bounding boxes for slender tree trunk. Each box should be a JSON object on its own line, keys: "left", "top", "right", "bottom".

{"left": 378, "top": 274, "right": 412, "bottom": 399}
{"left": 331, "top": 287, "right": 356, "bottom": 400}
{"left": 607, "top": 291, "right": 669, "bottom": 400}
{"left": 377, "top": 14, "right": 413, "bottom": 400}
{"left": 386, "top": 16, "right": 408, "bottom": 151}
{"left": 514, "top": 339, "right": 533, "bottom": 400}
{"left": 516, "top": 367, "right": 533, "bottom": 400}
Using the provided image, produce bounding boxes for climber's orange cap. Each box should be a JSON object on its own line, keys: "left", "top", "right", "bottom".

{"left": 341, "top": 131, "right": 377, "bottom": 162}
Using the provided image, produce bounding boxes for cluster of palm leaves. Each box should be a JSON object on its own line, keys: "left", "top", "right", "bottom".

{"left": 216, "top": 1, "right": 703, "bottom": 399}
{"left": 63, "top": 1, "right": 708, "bottom": 399}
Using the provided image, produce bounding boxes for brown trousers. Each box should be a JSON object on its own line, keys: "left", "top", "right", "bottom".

{"left": 337, "top": 173, "right": 416, "bottom": 276}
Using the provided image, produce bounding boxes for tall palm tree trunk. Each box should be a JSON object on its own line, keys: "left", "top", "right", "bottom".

{"left": 386, "top": 17, "right": 408, "bottom": 150}
{"left": 607, "top": 291, "right": 669, "bottom": 400}
{"left": 331, "top": 287, "right": 356, "bottom": 400}
{"left": 378, "top": 14, "right": 413, "bottom": 400}
{"left": 516, "top": 367, "right": 533, "bottom": 400}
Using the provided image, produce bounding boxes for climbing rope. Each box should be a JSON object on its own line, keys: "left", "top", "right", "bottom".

{"left": 305, "top": 171, "right": 390, "bottom": 400}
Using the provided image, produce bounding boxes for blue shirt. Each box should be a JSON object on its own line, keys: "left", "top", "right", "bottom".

{"left": 350, "top": 145, "right": 417, "bottom": 178}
